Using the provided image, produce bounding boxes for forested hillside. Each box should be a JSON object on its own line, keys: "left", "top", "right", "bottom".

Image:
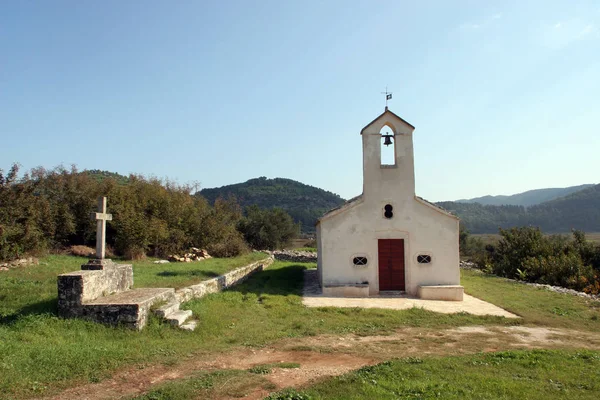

{"left": 438, "top": 184, "right": 600, "bottom": 233}
{"left": 198, "top": 177, "right": 345, "bottom": 234}
{"left": 455, "top": 184, "right": 594, "bottom": 207}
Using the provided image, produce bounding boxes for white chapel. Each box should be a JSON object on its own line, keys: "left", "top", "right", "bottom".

{"left": 316, "top": 107, "right": 463, "bottom": 301}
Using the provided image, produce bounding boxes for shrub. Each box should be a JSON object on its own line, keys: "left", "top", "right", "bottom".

{"left": 237, "top": 205, "right": 299, "bottom": 250}
{"left": 490, "top": 227, "right": 600, "bottom": 294}
{"left": 206, "top": 231, "right": 248, "bottom": 257}
{"left": 0, "top": 164, "right": 252, "bottom": 261}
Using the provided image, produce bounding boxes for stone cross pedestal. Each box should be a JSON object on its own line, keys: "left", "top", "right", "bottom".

{"left": 83, "top": 196, "right": 114, "bottom": 270}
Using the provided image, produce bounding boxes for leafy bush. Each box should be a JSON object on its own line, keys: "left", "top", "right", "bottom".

{"left": 237, "top": 205, "right": 299, "bottom": 250}
{"left": 0, "top": 164, "right": 252, "bottom": 261}
{"left": 490, "top": 227, "right": 600, "bottom": 294}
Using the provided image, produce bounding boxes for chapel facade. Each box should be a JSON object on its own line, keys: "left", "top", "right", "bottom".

{"left": 315, "top": 108, "right": 463, "bottom": 300}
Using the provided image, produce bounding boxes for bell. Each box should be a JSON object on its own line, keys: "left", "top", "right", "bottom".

{"left": 382, "top": 134, "right": 393, "bottom": 146}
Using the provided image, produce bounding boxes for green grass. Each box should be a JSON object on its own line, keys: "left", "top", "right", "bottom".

{"left": 272, "top": 349, "right": 600, "bottom": 400}
{"left": 0, "top": 259, "right": 503, "bottom": 399}
{"left": 461, "top": 269, "right": 600, "bottom": 332}
{"left": 0, "top": 253, "right": 267, "bottom": 319}
{"left": 294, "top": 247, "right": 317, "bottom": 253}
{"left": 1, "top": 257, "right": 600, "bottom": 399}
{"left": 132, "top": 252, "right": 267, "bottom": 289}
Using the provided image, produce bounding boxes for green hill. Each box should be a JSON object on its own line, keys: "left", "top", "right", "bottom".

{"left": 198, "top": 177, "right": 346, "bottom": 234}
{"left": 82, "top": 169, "right": 130, "bottom": 185}
{"left": 455, "top": 184, "right": 594, "bottom": 207}
{"left": 438, "top": 184, "right": 600, "bottom": 233}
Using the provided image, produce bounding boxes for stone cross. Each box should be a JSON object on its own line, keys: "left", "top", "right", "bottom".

{"left": 91, "top": 197, "right": 112, "bottom": 259}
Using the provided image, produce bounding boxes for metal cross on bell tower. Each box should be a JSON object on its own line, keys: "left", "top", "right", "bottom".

{"left": 381, "top": 86, "right": 392, "bottom": 109}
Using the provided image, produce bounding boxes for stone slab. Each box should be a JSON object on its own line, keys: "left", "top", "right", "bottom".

{"left": 84, "top": 287, "right": 175, "bottom": 330}
{"left": 85, "top": 287, "right": 174, "bottom": 305}
{"left": 323, "top": 284, "right": 369, "bottom": 297}
{"left": 166, "top": 309, "right": 192, "bottom": 326}
{"left": 180, "top": 320, "right": 198, "bottom": 331}
{"left": 418, "top": 285, "right": 464, "bottom": 301}
{"left": 81, "top": 259, "right": 119, "bottom": 270}
{"left": 154, "top": 301, "right": 180, "bottom": 318}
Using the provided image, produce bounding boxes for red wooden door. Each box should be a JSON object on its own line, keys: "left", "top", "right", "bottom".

{"left": 378, "top": 239, "right": 405, "bottom": 291}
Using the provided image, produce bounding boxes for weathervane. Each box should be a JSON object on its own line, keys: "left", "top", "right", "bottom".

{"left": 381, "top": 86, "right": 392, "bottom": 108}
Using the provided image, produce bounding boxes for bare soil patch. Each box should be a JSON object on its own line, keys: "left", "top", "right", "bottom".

{"left": 43, "top": 325, "right": 600, "bottom": 400}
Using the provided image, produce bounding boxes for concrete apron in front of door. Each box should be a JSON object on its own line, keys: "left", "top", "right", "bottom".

{"left": 303, "top": 270, "right": 518, "bottom": 319}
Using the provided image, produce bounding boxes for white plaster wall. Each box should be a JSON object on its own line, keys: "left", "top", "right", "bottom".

{"left": 317, "top": 110, "right": 460, "bottom": 296}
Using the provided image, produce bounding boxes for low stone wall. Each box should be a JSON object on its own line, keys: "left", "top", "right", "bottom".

{"left": 175, "top": 256, "right": 274, "bottom": 303}
{"left": 0, "top": 257, "right": 39, "bottom": 271}
{"left": 460, "top": 260, "right": 600, "bottom": 301}
{"left": 261, "top": 250, "right": 317, "bottom": 263}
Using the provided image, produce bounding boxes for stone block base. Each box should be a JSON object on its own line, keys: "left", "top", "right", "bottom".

{"left": 323, "top": 284, "right": 369, "bottom": 297}
{"left": 418, "top": 285, "right": 464, "bottom": 301}
{"left": 83, "top": 288, "right": 175, "bottom": 330}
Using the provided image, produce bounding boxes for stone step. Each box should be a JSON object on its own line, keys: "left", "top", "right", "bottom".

{"left": 82, "top": 287, "right": 176, "bottom": 330}
{"left": 153, "top": 301, "right": 180, "bottom": 318}
{"left": 180, "top": 320, "right": 198, "bottom": 331}
{"left": 165, "top": 309, "right": 193, "bottom": 327}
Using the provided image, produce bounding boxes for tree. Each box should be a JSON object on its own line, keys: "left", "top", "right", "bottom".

{"left": 237, "top": 205, "right": 299, "bottom": 250}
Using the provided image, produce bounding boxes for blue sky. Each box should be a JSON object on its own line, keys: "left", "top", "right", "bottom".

{"left": 1, "top": 1, "right": 599, "bottom": 201}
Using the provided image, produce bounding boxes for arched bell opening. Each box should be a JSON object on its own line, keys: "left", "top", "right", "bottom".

{"left": 380, "top": 124, "right": 396, "bottom": 166}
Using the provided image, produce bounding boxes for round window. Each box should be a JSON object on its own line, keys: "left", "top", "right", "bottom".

{"left": 353, "top": 256, "right": 368, "bottom": 266}
{"left": 417, "top": 254, "right": 432, "bottom": 264}
{"left": 384, "top": 204, "right": 393, "bottom": 219}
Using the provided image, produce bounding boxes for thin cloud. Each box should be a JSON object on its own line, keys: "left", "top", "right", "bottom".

{"left": 542, "top": 19, "right": 598, "bottom": 49}
{"left": 459, "top": 12, "right": 502, "bottom": 31}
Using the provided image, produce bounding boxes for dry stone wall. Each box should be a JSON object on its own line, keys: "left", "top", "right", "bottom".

{"left": 261, "top": 250, "right": 317, "bottom": 263}
{"left": 175, "top": 257, "right": 274, "bottom": 303}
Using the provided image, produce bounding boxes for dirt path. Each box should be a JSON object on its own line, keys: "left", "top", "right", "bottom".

{"left": 43, "top": 326, "right": 600, "bottom": 400}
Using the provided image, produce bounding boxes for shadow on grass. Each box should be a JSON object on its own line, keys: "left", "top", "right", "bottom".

{"left": 227, "top": 264, "right": 308, "bottom": 296}
{"left": 0, "top": 298, "right": 57, "bottom": 325}
{"left": 157, "top": 270, "right": 221, "bottom": 278}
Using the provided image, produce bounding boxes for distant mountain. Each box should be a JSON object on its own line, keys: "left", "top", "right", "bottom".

{"left": 198, "top": 177, "right": 346, "bottom": 234}
{"left": 455, "top": 184, "right": 594, "bottom": 207}
{"left": 200, "top": 177, "right": 600, "bottom": 234}
{"left": 438, "top": 184, "right": 600, "bottom": 233}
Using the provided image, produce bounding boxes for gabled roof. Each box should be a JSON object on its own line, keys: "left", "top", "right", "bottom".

{"left": 360, "top": 107, "right": 415, "bottom": 134}
{"left": 415, "top": 196, "right": 460, "bottom": 220}
{"left": 316, "top": 194, "right": 363, "bottom": 225}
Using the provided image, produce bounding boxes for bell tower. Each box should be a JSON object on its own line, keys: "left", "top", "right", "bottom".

{"left": 360, "top": 107, "right": 416, "bottom": 203}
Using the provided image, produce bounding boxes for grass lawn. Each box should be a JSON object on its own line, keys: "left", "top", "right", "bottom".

{"left": 1, "top": 257, "right": 599, "bottom": 399}
{"left": 132, "top": 252, "right": 267, "bottom": 289}
{"left": 461, "top": 269, "right": 600, "bottom": 332}
{"left": 0, "top": 253, "right": 267, "bottom": 321}
{"left": 269, "top": 349, "right": 600, "bottom": 400}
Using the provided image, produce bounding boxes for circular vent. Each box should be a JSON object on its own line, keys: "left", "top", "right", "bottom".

{"left": 417, "top": 254, "right": 432, "bottom": 264}
{"left": 384, "top": 204, "right": 393, "bottom": 219}
{"left": 353, "top": 256, "right": 368, "bottom": 266}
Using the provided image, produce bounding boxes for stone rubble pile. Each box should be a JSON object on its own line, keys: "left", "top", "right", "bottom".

{"left": 167, "top": 248, "right": 212, "bottom": 263}
{"left": 260, "top": 250, "right": 317, "bottom": 263}
{"left": 459, "top": 260, "right": 478, "bottom": 270}
{"left": 459, "top": 260, "right": 600, "bottom": 301}
{"left": 0, "top": 257, "right": 39, "bottom": 271}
